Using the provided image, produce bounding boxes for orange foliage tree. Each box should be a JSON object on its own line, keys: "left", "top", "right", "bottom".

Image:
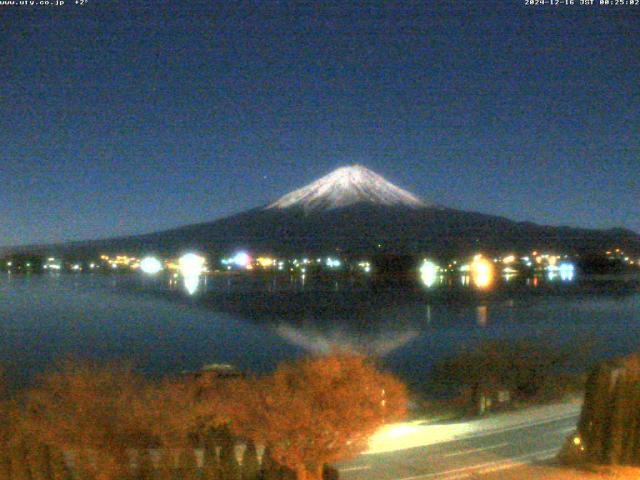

{"left": 0, "top": 369, "right": 11, "bottom": 479}
{"left": 223, "top": 354, "right": 407, "bottom": 480}
{"left": 22, "top": 360, "right": 201, "bottom": 480}
{"left": 23, "top": 361, "right": 152, "bottom": 479}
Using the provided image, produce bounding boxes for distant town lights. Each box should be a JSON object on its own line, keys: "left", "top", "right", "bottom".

{"left": 257, "top": 257, "right": 274, "bottom": 268}
{"left": 502, "top": 255, "right": 516, "bottom": 264}
{"left": 140, "top": 256, "right": 164, "bottom": 275}
{"left": 232, "top": 251, "right": 251, "bottom": 268}
{"left": 471, "top": 255, "right": 495, "bottom": 289}
{"left": 559, "top": 262, "right": 576, "bottom": 282}
{"left": 326, "top": 257, "right": 341, "bottom": 268}
{"left": 178, "top": 253, "right": 206, "bottom": 277}
{"left": 419, "top": 260, "right": 439, "bottom": 288}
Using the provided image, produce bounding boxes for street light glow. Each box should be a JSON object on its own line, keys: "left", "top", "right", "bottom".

{"left": 232, "top": 251, "right": 251, "bottom": 268}
{"left": 178, "top": 253, "right": 206, "bottom": 277}
{"left": 140, "top": 256, "right": 163, "bottom": 275}
{"left": 419, "top": 260, "right": 439, "bottom": 288}
{"left": 471, "top": 255, "right": 494, "bottom": 289}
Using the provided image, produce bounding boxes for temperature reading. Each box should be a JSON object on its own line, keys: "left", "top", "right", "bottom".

{"left": 74, "top": 0, "right": 87, "bottom": 4}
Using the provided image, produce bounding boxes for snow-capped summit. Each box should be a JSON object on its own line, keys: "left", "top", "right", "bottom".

{"left": 267, "top": 165, "right": 429, "bottom": 212}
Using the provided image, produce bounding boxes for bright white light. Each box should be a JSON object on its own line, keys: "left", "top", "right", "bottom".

{"left": 183, "top": 275, "right": 200, "bottom": 295}
{"left": 179, "top": 253, "right": 206, "bottom": 277}
{"left": 471, "top": 255, "right": 494, "bottom": 289}
{"left": 140, "top": 256, "right": 163, "bottom": 275}
{"left": 326, "top": 257, "right": 341, "bottom": 268}
{"left": 559, "top": 262, "right": 575, "bottom": 282}
{"left": 419, "top": 260, "right": 439, "bottom": 288}
{"left": 232, "top": 251, "right": 251, "bottom": 268}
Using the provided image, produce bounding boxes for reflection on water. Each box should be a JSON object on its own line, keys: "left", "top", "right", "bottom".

{"left": 476, "top": 305, "right": 488, "bottom": 327}
{"left": 168, "top": 273, "right": 207, "bottom": 296}
{"left": 183, "top": 275, "right": 201, "bottom": 295}
{"left": 274, "top": 323, "right": 420, "bottom": 356}
{"left": 503, "top": 273, "right": 517, "bottom": 282}
{"left": 1, "top": 271, "right": 639, "bottom": 389}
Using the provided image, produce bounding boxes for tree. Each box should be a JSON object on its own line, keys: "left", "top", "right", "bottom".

{"left": 135, "top": 449, "right": 155, "bottom": 480}
{"left": 28, "top": 443, "right": 53, "bottom": 480}
{"left": 48, "top": 447, "right": 73, "bottom": 480}
{"left": 134, "top": 376, "right": 203, "bottom": 449}
{"left": 0, "top": 446, "right": 11, "bottom": 479}
{"left": 175, "top": 448, "right": 199, "bottom": 480}
{"left": 0, "top": 389, "right": 13, "bottom": 480}
{"left": 22, "top": 360, "right": 205, "bottom": 480}
{"left": 201, "top": 442, "right": 220, "bottom": 480}
{"left": 578, "top": 353, "right": 640, "bottom": 465}
{"left": 260, "top": 447, "right": 294, "bottom": 480}
{"left": 23, "top": 361, "right": 159, "bottom": 480}
{"left": 9, "top": 440, "right": 33, "bottom": 480}
{"left": 431, "top": 338, "right": 588, "bottom": 414}
{"left": 224, "top": 354, "right": 407, "bottom": 480}
{"left": 241, "top": 441, "right": 260, "bottom": 480}
{"left": 218, "top": 429, "right": 240, "bottom": 480}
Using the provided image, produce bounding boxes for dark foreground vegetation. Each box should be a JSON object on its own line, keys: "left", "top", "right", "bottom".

{"left": 429, "top": 339, "right": 589, "bottom": 417}
{"left": 0, "top": 355, "right": 407, "bottom": 480}
{"left": 560, "top": 353, "right": 640, "bottom": 468}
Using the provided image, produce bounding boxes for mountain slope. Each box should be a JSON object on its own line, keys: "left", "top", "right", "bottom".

{"left": 267, "top": 165, "right": 429, "bottom": 211}
{"left": 6, "top": 166, "right": 640, "bottom": 256}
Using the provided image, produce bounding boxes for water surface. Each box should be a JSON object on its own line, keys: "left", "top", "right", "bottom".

{"left": 1, "top": 273, "right": 639, "bottom": 391}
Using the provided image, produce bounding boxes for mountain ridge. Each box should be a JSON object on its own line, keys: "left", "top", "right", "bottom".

{"left": 2, "top": 166, "right": 639, "bottom": 256}
{"left": 267, "top": 165, "right": 430, "bottom": 212}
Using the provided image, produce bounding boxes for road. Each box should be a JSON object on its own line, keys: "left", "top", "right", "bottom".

{"left": 336, "top": 402, "right": 582, "bottom": 480}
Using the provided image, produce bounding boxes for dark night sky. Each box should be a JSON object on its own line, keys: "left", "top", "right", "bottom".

{"left": 1, "top": 1, "right": 638, "bottom": 247}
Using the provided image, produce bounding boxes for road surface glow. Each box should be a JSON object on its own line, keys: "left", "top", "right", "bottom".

{"left": 396, "top": 447, "right": 560, "bottom": 480}
{"left": 365, "top": 401, "right": 581, "bottom": 455}
{"left": 339, "top": 466, "right": 371, "bottom": 473}
{"left": 365, "top": 422, "right": 474, "bottom": 454}
{"left": 442, "top": 442, "right": 509, "bottom": 458}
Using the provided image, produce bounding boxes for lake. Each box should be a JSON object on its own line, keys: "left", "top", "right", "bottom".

{"left": 1, "top": 272, "right": 639, "bottom": 392}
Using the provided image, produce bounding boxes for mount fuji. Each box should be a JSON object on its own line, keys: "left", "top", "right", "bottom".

{"left": 266, "top": 165, "right": 428, "bottom": 211}
{"left": 12, "top": 165, "right": 640, "bottom": 257}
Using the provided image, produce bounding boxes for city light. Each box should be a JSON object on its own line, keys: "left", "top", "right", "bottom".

{"left": 326, "top": 257, "right": 341, "bottom": 268}
{"left": 257, "top": 256, "right": 274, "bottom": 268}
{"left": 358, "top": 261, "right": 371, "bottom": 273}
{"left": 140, "top": 256, "right": 163, "bottom": 275}
{"left": 419, "top": 260, "right": 439, "bottom": 288}
{"left": 502, "top": 255, "right": 516, "bottom": 264}
{"left": 178, "top": 253, "right": 206, "bottom": 277}
{"left": 559, "top": 262, "right": 576, "bottom": 282}
{"left": 232, "top": 251, "right": 252, "bottom": 268}
{"left": 471, "top": 255, "right": 495, "bottom": 289}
